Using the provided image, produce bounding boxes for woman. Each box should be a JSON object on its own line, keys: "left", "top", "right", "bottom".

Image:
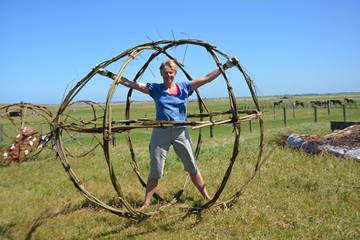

{"left": 98, "top": 57, "right": 238, "bottom": 209}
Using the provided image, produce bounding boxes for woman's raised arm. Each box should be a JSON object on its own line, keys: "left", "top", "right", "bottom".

{"left": 190, "top": 57, "right": 238, "bottom": 91}
{"left": 98, "top": 68, "right": 150, "bottom": 94}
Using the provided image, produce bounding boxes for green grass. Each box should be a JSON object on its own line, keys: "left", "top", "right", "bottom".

{"left": 1, "top": 94, "right": 360, "bottom": 239}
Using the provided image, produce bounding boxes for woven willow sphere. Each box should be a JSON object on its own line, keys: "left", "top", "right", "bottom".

{"left": 0, "top": 102, "right": 53, "bottom": 166}
{"left": 52, "top": 39, "right": 265, "bottom": 221}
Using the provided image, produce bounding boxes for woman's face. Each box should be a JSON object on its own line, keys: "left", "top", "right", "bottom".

{"left": 161, "top": 65, "right": 176, "bottom": 83}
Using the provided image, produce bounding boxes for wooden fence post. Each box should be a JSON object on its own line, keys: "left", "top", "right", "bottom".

{"left": 283, "top": 107, "right": 287, "bottom": 127}
{"left": 50, "top": 125, "right": 55, "bottom": 148}
{"left": 314, "top": 106, "right": 318, "bottom": 123}
{"left": 249, "top": 120, "right": 253, "bottom": 133}
{"left": 273, "top": 107, "right": 276, "bottom": 119}
{"left": 0, "top": 123, "right": 3, "bottom": 141}
{"left": 112, "top": 118, "right": 116, "bottom": 147}
{"left": 210, "top": 115, "right": 214, "bottom": 138}
{"left": 292, "top": 103, "right": 296, "bottom": 118}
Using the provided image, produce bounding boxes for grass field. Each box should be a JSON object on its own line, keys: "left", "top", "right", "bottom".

{"left": 1, "top": 93, "right": 359, "bottom": 239}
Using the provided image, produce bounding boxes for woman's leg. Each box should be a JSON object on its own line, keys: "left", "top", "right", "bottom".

{"left": 190, "top": 171, "right": 211, "bottom": 200}
{"left": 142, "top": 177, "right": 158, "bottom": 207}
{"left": 139, "top": 128, "right": 170, "bottom": 210}
{"left": 173, "top": 128, "right": 211, "bottom": 200}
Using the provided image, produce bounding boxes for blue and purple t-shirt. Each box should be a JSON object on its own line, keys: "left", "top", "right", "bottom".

{"left": 146, "top": 81, "right": 193, "bottom": 122}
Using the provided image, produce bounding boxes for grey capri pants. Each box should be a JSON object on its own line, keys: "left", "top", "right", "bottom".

{"left": 149, "top": 127, "right": 198, "bottom": 179}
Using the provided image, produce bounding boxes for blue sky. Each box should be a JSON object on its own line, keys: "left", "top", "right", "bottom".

{"left": 1, "top": 0, "right": 359, "bottom": 104}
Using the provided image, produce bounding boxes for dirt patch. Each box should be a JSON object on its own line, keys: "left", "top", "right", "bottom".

{"left": 300, "top": 124, "right": 360, "bottom": 148}
{"left": 286, "top": 124, "right": 360, "bottom": 160}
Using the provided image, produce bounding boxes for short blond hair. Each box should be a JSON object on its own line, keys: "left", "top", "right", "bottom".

{"left": 159, "top": 59, "right": 177, "bottom": 74}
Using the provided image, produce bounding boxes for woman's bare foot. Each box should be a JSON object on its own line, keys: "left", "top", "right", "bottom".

{"left": 136, "top": 202, "right": 150, "bottom": 211}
